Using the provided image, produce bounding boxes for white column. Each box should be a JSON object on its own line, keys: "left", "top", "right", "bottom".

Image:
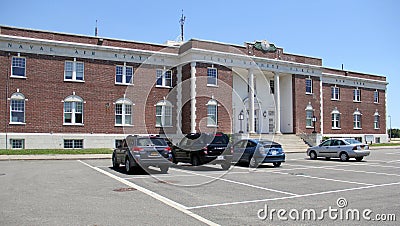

{"left": 274, "top": 72, "right": 282, "bottom": 134}
{"left": 190, "top": 62, "right": 197, "bottom": 133}
{"left": 319, "top": 78, "right": 323, "bottom": 135}
{"left": 248, "top": 68, "right": 255, "bottom": 133}
{"left": 176, "top": 65, "right": 182, "bottom": 134}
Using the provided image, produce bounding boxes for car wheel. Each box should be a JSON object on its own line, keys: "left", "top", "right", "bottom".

{"left": 160, "top": 166, "right": 169, "bottom": 174}
{"left": 172, "top": 156, "right": 178, "bottom": 164}
{"left": 309, "top": 151, "right": 317, "bottom": 160}
{"left": 273, "top": 162, "right": 281, "bottom": 167}
{"left": 125, "top": 158, "right": 132, "bottom": 174}
{"left": 112, "top": 154, "right": 119, "bottom": 168}
{"left": 191, "top": 155, "right": 200, "bottom": 166}
{"left": 355, "top": 157, "right": 363, "bottom": 162}
{"left": 249, "top": 157, "right": 257, "bottom": 168}
{"left": 221, "top": 162, "right": 231, "bottom": 170}
{"left": 339, "top": 152, "right": 349, "bottom": 162}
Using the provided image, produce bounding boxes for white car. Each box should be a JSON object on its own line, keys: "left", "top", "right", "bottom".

{"left": 307, "top": 138, "right": 370, "bottom": 161}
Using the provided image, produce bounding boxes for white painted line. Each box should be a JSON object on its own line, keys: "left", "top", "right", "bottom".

{"left": 119, "top": 170, "right": 257, "bottom": 180}
{"left": 272, "top": 171, "right": 374, "bottom": 186}
{"left": 386, "top": 152, "right": 400, "bottom": 155}
{"left": 187, "top": 181, "right": 400, "bottom": 210}
{"left": 387, "top": 160, "right": 400, "bottom": 163}
{"left": 78, "top": 160, "right": 219, "bottom": 226}
{"left": 170, "top": 167, "right": 298, "bottom": 196}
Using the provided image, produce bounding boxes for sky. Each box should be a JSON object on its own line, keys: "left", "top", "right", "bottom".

{"left": 1, "top": 0, "right": 399, "bottom": 128}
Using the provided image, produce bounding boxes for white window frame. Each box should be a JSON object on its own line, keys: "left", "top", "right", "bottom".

{"left": 374, "top": 111, "right": 380, "bottom": 129}
{"left": 353, "top": 109, "right": 362, "bottom": 129}
{"left": 374, "top": 90, "right": 379, "bottom": 103}
{"left": 114, "top": 98, "right": 134, "bottom": 126}
{"left": 156, "top": 69, "right": 172, "bottom": 88}
{"left": 63, "top": 95, "right": 84, "bottom": 125}
{"left": 155, "top": 100, "right": 172, "bottom": 127}
{"left": 207, "top": 67, "right": 218, "bottom": 86}
{"left": 305, "top": 103, "right": 313, "bottom": 128}
{"left": 64, "top": 58, "right": 84, "bottom": 82}
{"left": 11, "top": 56, "right": 26, "bottom": 78}
{"left": 305, "top": 78, "right": 313, "bottom": 94}
{"left": 331, "top": 107, "right": 341, "bottom": 129}
{"left": 206, "top": 99, "right": 218, "bottom": 127}
{"left": 10, "top": 139, "right": 25, "bottom": 149}
{"left": 9, "top": 92, "right": 26, "bottom": 124}
{"left": 353, "top": 88, "right": 361, "bottom": 102}
{"left": 331, "top": 86, "right": 340, "bottom": 100}
{"left": 64, "top": 139, "right": 84, "bottom": 149}
{"left": 115, "top": 63, "right": 134, "bottom": 85}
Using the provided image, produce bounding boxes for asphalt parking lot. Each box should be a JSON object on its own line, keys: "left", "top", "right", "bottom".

{"left": 1, "top": 148, "right": 399, "bottom": 225}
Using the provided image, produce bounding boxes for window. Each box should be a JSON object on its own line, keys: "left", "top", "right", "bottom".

{"left": 207, "top": 99, "right": 218, "bottom": 126}
{"left": 353, "top": 88, "right": 361, "bottom": 102}
{"left": 331, "top": 86, "right": 340, "bottom": 100}
{"left": 353, "top": 109, "right": 362, "bottom": 129}
{"left": 10, "top": 92, "right": 26, "bottom": 124}
{"left": 156, "top": 69, "right": 172, "bottom": 87}
{"left": 64, "top": 139, "right": 83, "bottom": 149}
{"left": 374, "top": 90, "right": 379, "bottom": 103}
{"left": 10, "top": 139, "right": 24, "bottom": 149}
{"left": 63, "top": 95, "right": 84, "bottom": 125}
{"left": 207, "top": 68, "right": 217, "bottom": 86}
{"left": 64, "top": 59, "right": 84, "bottom": 81}
{"left": 270, "top": 80, "right": 274, "bottom": 94}
{"left": 11, "top": 56, "right": 26, "bottom": 77}
{"left": 331, "top": 107, "right": 341, "bottom": 129}
{"left": 155, "top": 100, "right": 172, "bottom": 127}
{"left": 305, "top": 78, "right": 313, "bottom": 94}
{"left": 115, "top": 98, "right": 133, "bottom": 126}
{"left": 305, "top": 103, "right": 313, "bottom": 128}
{"left": 374, "top": 111, "right": 380, "bottom": 129}
{"left": 115, "top": 64, "right": 133, "bottom": 85}
{"left": 375, "top": 137, "right": 381, "bottom": 144}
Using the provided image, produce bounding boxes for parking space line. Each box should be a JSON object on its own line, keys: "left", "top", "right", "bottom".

{"left": 386, "top": 152, "right": 400, "bottom": 155}
{"left": 272, "top": 171, "right": 374, "bottom": 186}
{"left": 78, "top": 161, "right": 219, "bottom": 226}
{"left": 187, "top": 181, "right": 400, "bottom": 210}
{"left": 170, "top": 167, "right": 298, "bottom": 196}
{"left": 118, "top": 170, "right": 257, "bottom": 180}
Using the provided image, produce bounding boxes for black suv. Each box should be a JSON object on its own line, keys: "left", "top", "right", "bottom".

{"left": 171, "top": 132, "right": 232, "bottom": 170}
{"left": 112, "top": 135, "right": 172, "bottom": 174}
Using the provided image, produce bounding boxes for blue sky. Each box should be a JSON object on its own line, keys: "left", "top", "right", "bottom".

{"left": 1, "top": 0, "right": 399, "bottom": 128}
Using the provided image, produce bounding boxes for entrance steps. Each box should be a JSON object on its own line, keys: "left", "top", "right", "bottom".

{"left": 247, "top": 133, "right": 309, "bottom": 153}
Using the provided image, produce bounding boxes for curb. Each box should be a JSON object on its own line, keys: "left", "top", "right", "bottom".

{"left": 0, "top": 154, "right": 111, "bottom": 161}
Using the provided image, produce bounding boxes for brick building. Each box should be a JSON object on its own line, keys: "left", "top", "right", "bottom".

{"left": 0, "top": 25, "right": 388, "bottom": 149}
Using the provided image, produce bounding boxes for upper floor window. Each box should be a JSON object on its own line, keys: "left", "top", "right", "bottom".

{"left": 10, "top": 92, "right": 26, "bottom": 124}
{"left": 64, "top": 59, "right": 84, "bottom": 81}
{"left": 331, "top": 107, "right": 341, "bottom": 129}
{"left": 374, "top": 90, "right": 379, "bottom": 103}
{"left": 11, "top": 56, "right": 26, "bottom": 77}
{"left": 207, "top": 67, "right": 217, "bottom": 86}
{"left": 207, "top": 99, "right": 218, "bottom": 127}
{"left": 270, "top": 80, "right": 275, "bottom": 94}
{"left": 353, "top": 108, "right": 362, "bottom": 129}
{"left": 156, "top": 69, "right": 172, "bottom": 87}
{"left": 353, "top": 88, "right": 361, "bottom": 102}
{"left": 374, "top": 111, "right": 380, "bottom": 129}
{"left": 155, "top": 100, "right": 172, "bottom": 127}
{"left": 115, "top": 98, "right": 133, "bottom": 126}
{"left": 331, "top": 86, "right": 340, "bottom": 100}
{"left": 305, "top": 102, "right": 313, "bottom": 128}
{"left": 305, "top": 78, "right": 313, "bottom": 94}
{"left": 63, "top": 95, "right": 84, "bottom": 125}
{"left": 116, "top": 63, "right": 133, "bottom": 85}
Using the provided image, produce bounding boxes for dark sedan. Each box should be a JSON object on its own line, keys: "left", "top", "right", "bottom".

{"left": 231, "top": 139, "right": 285, "bottom": 168}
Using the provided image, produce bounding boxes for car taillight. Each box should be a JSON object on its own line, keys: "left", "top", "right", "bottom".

{"left": 133, "top": 147, "right": 144, "bottom": 153}
{"left": 202, "top": 147, "right": 208, "bottom": 154}
{"left": 230, "top": 146, "right": 234, "bottom": 154}
{"left": 352, "top": 146, "right": 358, "bottom": 150}
{"left": 164, "top": 146, "right": 172, "bottom": 153}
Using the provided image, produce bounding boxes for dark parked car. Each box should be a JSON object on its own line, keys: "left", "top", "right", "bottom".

{"left": 231, "top": 139, "right": 285, "bottom": 168}
{"left": 171, "top": 132, "right": 232, "bottom": 170}
{"left": 307, "top": 138, "right": 370, "bottom": 161}
{"left": 112, "top": 135, "right": 172, "bottom": 174}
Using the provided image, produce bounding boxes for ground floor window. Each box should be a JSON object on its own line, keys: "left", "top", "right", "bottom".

{"left": 115, "top": 139, "right": 123, "bottom": 148}
{"left": 10, "top": 139, "right": 24, "bottom": 149}
{"left": 64, "top": 139, "right": 83, "bottom": 149}
{"left": 375, "top": 137, "right": 381, "bottom": 144}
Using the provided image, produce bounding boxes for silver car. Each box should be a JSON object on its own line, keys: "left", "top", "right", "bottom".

{"left": 307, "top": 138, "right": 370, "bottom": 161}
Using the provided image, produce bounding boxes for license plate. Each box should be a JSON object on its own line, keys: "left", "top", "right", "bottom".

{"left": 271, "top": 151, "right": 277, "bottom": 156}
{"left": 217, "top": 156, "right": 225, "bottom": 160}
{"left": 150, "top": 152, "right": 159, "bottom": 156}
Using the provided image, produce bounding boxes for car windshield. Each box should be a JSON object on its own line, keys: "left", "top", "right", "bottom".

{"left": 344, "top": 139, "right": 362, "bottom": 144}
{"left": 150, "top": 138, "right": 167, "bottom": 146}
{"left": 137, "top": 138, "right": 154, "bottom": 146}
{"left": 260, "top": 141, "right": 281, "bottom": 148}
{"left": 211, "top": 135, "right": 229, "bottom": 144}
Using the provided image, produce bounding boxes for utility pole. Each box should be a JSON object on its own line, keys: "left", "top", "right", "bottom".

{"left": 179, "top": 10, "right": 186, "bottom": 42}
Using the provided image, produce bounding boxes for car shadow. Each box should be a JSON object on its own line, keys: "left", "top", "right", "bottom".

{"left": 305, "top": 158, "right": 367, "bottom": 162}
{"left": 109, "top": 166, "right": 167, "bottom": 175}
{"left": 171, "top": 163, "right": 226, "bottom": 172}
